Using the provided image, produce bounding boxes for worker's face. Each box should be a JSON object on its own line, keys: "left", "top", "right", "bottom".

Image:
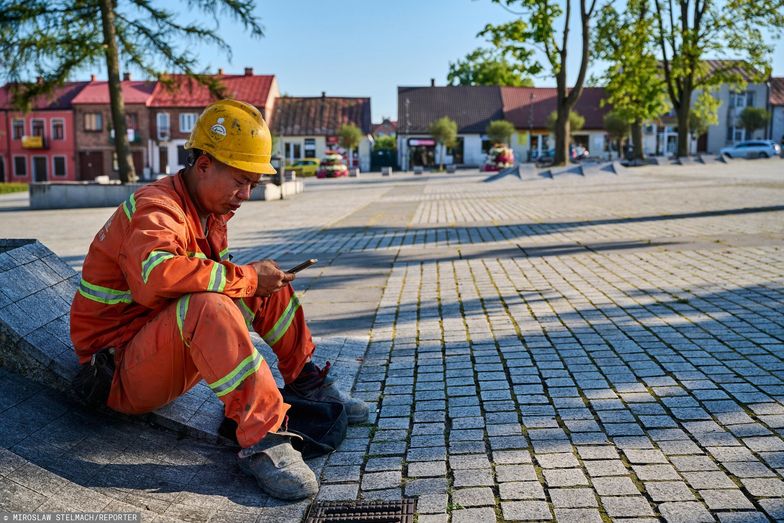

{"left": 192, "top": 155, "right": 260, "bottom": 215}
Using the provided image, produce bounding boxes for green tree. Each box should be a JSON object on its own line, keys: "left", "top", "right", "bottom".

{"left": 373, "top": 135, "right": 397, "bottom": 151}
{"left": 448, "top": 48, "right": 534, "bottom": 87}
{"left": 338, "top": 123, "right": 363, "bottom": 169}
{"left": 689, "top": 90, "right": 720, "bottom": 146}
{"left": 651, "top": 0, "right": 782, "bottom": 157}
{"left": 547, "top": 111, "right": 584, "bottom": 135}
{"left": 739, "top": 106, "right": 770, "bottom": 137}
{"left": 483, "top": 0, "right": 600, "bottom": 166}
{"left": 486, "top": 120, "right": 516, "bottom": 145}
{"left": 604, "top": 110, "right": 630, "bottom": 160}
{"left": 428, "top": 117, "right": 458, "bottom": 171}
{"left": 0, "top": 0, "right": 263, "bottom": 184}
{"left": 594, "top": 0, "right": 669, "bottom": 161}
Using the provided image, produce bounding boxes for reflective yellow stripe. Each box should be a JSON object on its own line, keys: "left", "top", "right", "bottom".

{"left": 207, "top": 263, "right": 226, "bottom": 292}
{"left": 176, "top": 294, "right": 191, "bottom": 343}
{"left": 187, "top": 251, "right": 208, "bottom": 259}
{"left": 208, "top": 348, "right": 264, "bottom": 397}
{"left": 78, "top": 279, "right": 133, "bottom": 305}
{"left": 142, "top": 250, "right": 176, "bottom": 283}
{"left": 238, "top": 299, "right": 256, "bottom": 329}
{"left": 219, "top": 247, "right": 230, "bottom": 261}
{"left": 122, "top": 193, "right": 136, "bottom": 220}
{"left": 263, "top": 294, "right": 300, "bottom": 346}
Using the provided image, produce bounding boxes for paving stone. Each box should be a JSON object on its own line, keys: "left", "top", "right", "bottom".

{"left": 450, "top": 507, "right": 497, "bottom": 523}
{"left": 406, "top": 460, "right": 445, "bottom": 477}
{"left": 361, "top": 471, "right": 401, "bottom": 491}
{"left": 495, "top": 464, "right": 538, "bottom": 482}
{"left": 601, "top": 496, "right": 655, "bottom": 518}
{"left": 453, "top": 487, "right": 496, "bottom": 507}
{"left": 716, "top": 512, "right": 770, "bottom": 523}
{"left": 453, "top": 468, "right": 494, "bottom": 487}
{"left": 549, "top": 487, "right": 598, "bottom": 508}
{"left": 631, "top": 464, "right": 681, "bottom": 481}
{"left": 316, "top": 483, "right": 359, "bottom": 501}
{"left": 645, "top": 481, "right": 696, "bottom": 502}
{"left": 416, "top": 493, "right": 448, "bottom": 514}
{"left": 740, "top": 477, "right": 784, "bottom": 497}
{"left": 498, "top": 481, "right": 546, "bottom": 500}
{"left": 501, "top": 500, "right": 552, "bottom": 521}
{"left": 682, "top": 471, "right": 738, "bottom": 490}
{"left": 658, "top": 501, "right": 715, "bottom": 523}
{"left": 584, "top": 459, "right": 629, "bottom": 477}
{"left": 698, "top": 489, "right": 754, "bottom": 510}
{"left": 592, "top": 476, "right": 641, "bottom": 496}
{"left": 553, "top": 508, "right": 604, "bottom": 523}
{"left": 543, "top": 468, "right": 590, "bottom": 487}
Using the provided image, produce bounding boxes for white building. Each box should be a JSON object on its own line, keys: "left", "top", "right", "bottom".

{"left": 270, "top": 93, "right": 372, "bottom": 172}
{"left": 770, "top": 77, "right": 784, "bottom": 147}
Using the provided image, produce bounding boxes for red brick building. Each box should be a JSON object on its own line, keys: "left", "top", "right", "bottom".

{"left": 148, "top": 68, "right": 278, "bottom": 175}
{"left": 0, "top": 82, "right": 88, "bottom": 182}
{"left": 71, "top": 76, "right": 155, "bottom": 180}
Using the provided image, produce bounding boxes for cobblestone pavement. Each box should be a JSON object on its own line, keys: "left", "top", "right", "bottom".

{"left": 0, "top": 160, "right": 783, "bottom": 521}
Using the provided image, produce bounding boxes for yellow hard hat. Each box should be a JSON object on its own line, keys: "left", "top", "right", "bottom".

{"left": 185, "top": 99, "right": 276, "bottom": 175}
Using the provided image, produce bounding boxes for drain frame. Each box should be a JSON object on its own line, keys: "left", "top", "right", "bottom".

{"left": 305, "top": 499, "right": 417, "bottom": 523}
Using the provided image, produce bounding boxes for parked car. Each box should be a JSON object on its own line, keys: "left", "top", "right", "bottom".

{"left": 285, "top": 158, "right": 320, "bottom": 177}
{"left": 316, "top": 153, "right": 349, "bottom": 178}
{"left": 720, "top": 140, "right": 781, "bottom": 159}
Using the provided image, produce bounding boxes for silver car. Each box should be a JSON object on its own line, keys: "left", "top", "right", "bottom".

{"left": 720, "top": 140, "right": 781, "bottom": 159}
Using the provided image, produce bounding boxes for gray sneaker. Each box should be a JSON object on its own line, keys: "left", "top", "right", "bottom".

{"left": 237, "top": 431, "right": 318, "bottom": 500}
{"left": 285, "top": 361, "right": 370, "bottom": 424}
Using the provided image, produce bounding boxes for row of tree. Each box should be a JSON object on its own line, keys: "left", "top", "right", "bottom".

{"left": 448, "top": 0, "right": 784, "bottom": 165}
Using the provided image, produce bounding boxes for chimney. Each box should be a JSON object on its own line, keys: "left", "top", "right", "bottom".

{"left": 430, "top": 78, "right": 435, "bottom": 87}
{"left": 217, "top": 68, "right": 224, "bottom": 75}
{"left": 244, "top": 67, "right": 253, "bottom": 76}
{"left": 90, "top": 74, "right": 96, "bottom": 82}
{"left": 36, "top": 76, "right": 44, "bottom": 85}
{"left": 123, "top": 72, "right": 131, "bottom": 81}
{"left": 321, "top": 91, "right": 326, "bottom": 98}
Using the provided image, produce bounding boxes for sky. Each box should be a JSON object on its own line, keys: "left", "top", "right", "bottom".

{"left": 138, "top": 0, "right": 784, "bottom": 122}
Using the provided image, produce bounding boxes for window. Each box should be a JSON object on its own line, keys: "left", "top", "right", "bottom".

{"left": 179, "top": 113, "right": 197, "bottom": 133}
{"left": 52, "top": 119, "right": 65, "bottom": 140}
{"left": 157, "top": 113, "right": 170, "bottom": 140}
{"left": 84, "top": 112, "right": 103, "bottom": 131}
{"left": 284, "top": 142, "right": 301, "bottom": 160}
{"left": 12, "top": 119, "right": 24, "bottom": 140}
{"left": 31, "top": 119, "right": 44, "bottom": 137}
{"left": 13, "top": 156, "right": 26, "bottom": 177}
{"left": 304, "top": 138, "right": 316, "bottom": 158}
{"left": 177, "top": 145, "right": 187, "bottom": 166}
{"left": 125, "top": 112, "right": 138, "bottom": 130}
{"left": 53, "top": 156, "right": 66, "bottom": 177}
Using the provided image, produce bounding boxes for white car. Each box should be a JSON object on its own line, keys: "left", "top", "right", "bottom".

{"left": 720, "top": 140, "right": 781, "bottom": 159}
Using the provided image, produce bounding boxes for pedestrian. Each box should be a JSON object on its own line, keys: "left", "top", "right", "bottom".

{"left": 70, "top": 99, "right": 368, "bottom": 501}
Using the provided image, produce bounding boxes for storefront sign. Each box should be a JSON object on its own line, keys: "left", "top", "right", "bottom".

{"left": 408, "top": 138, "right": 435, "bottom": 146}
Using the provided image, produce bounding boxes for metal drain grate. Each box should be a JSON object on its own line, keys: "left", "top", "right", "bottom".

{"left": 305, "top": 499, "right": 416, "bottom": 523}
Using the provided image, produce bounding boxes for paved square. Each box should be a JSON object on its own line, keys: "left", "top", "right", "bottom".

{"left": 0, "top": 160, "right": 783, "bottom": 520}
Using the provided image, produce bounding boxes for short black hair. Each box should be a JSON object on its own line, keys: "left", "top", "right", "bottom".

{"left": 185, "top": 148, "right": 204, "bottom": 168}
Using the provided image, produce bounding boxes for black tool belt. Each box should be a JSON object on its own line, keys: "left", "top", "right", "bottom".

{"left": 71, "top": 348, "right": 116, "bottom": 408}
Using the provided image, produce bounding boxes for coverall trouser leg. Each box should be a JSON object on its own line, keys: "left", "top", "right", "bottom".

{"left": 107, "top": 285, "right": 315, "bottom": 448}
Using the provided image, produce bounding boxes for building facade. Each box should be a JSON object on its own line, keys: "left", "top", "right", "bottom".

{"left": 71, "top": 76, "right": 155, "bottom": 180}
{"left": 148, "top": 69, "right": 278, "bottom": 176}
{"left": 769, "top": 77, "right": 784, "bottom": 147}
{"left": 271, "top": 93, "right": 372, "bottom": 172}
{"left": 0, "top": 82, "right": 87, "bottom": 182}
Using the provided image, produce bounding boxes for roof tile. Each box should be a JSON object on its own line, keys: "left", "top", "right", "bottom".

{"left": 271, "top": 96, "right": 371, "bottom": 135}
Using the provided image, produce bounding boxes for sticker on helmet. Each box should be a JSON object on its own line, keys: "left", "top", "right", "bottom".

{"left": 210, "top": 117, "right": 227, "bottom": 141}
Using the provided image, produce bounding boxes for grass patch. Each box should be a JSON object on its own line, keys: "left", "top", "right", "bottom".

{"left": 0, "top": 182, "right": 28, "bottom": 194}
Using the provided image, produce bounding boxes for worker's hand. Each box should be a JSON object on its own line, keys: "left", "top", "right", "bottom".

{"left": 250, "top": 259, "right": 295, "bottom": 297}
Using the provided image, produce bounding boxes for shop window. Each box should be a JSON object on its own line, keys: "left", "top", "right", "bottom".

{"left": 12, "top": 119, "right": 24, "bottom": 140}
{"left": 14, "top": 156, "right": 26, "bottom": 177}
{"left": 84, "top": 112, "right": 103, "bottom": 131}
{"left": 53, "top": 156, "right": 66, "bottom": 177}
{"left": 52, "top": 119, "right": 65, "bottom": 140}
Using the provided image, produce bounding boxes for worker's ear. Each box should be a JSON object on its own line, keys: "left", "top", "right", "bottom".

{"left": 194, "top": 153, "right": 212, "bottom": 175}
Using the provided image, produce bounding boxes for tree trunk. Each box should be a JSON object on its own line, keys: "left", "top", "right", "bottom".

{"left": 676, "top": 92, "right": 692, "bottom": 159}
{"left": 553, "top": 107, "right": 570, "bottom": 166}
{"left": 631, "top": 120, "right": 644, "bottom": 161}
{"left": 99, "top": 0, "right": 135, "bottom": 184}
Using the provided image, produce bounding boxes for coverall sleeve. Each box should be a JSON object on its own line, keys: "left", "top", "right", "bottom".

{"left": 119, "top": 200, "right": 257, "bottom": 308}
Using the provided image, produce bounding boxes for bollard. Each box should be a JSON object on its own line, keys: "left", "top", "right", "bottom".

{"left": 381, "top": 167, "right": 392, "bottom": 176}
{"left": 413, "top": 166, "right": 424, "bottom": 175}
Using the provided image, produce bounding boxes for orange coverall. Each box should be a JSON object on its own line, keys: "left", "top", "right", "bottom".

{"left": 70, "top": 172, "right": 315, "bottom": 447}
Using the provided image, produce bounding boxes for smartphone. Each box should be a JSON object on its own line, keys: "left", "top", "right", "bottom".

{"left": 286, "top": 258, "right": 318, "bottom": 274}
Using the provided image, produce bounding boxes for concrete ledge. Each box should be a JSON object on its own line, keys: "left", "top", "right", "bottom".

{"left": 29, "top": 179, "right": 304, "bottom": 209}
{"left": 0, "top": 239, "right": 366, "bottom": 445}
